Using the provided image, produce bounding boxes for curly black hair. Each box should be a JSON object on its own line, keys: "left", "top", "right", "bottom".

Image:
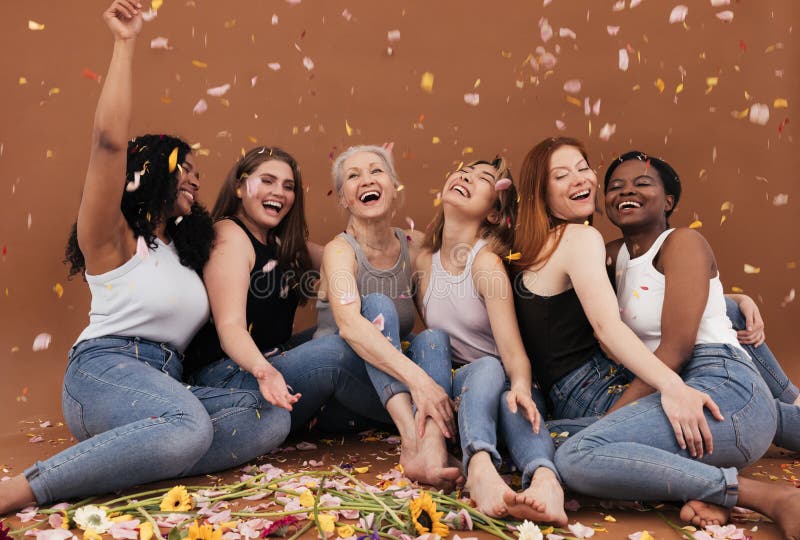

{"left": 65, "top": 134, "right": 214, "bottom": 277}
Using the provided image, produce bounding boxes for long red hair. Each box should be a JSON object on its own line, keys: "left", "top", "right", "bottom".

{"left": 513, "top": 137, "right": 590, "bottom": 270}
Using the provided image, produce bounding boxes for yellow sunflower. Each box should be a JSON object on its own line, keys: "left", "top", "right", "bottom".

{"left": 188, "top": 521, "right": 222, "bottom": 540}
{"left": 160, "top": 485, "right": 194, "bottom": 512}
{"left": 409, "top": 492, "right": 448, "bottom": 538}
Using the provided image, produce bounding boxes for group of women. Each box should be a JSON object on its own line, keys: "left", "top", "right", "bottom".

{"left": 2, "top": 2, "right": 799, "bottom": 538}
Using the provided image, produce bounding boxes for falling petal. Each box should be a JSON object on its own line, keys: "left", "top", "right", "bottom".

{"left": 192, "top": 99, "right": 208, "bottom": 115}
{"left": 405, "top": 216, "right": 415, "bottom": 230}
{"left": 749, "top": 103, "right": 770, "bottom": 126}
{"left": 268, "top": 62, "right": 281, "bottom": 71}
{"left": 715, "top": 10, "right": 734, "bottom": 22}
{"left": 559, "top": 27, "right": 577, "bottom": 39}
{"left": 372, "top": 313, "right": 385, "bottom": 332}
{"left": 150, "top": 37, "right": 171, "bottom": 49}
{"left": 168, "top": 147, "right": 178, "bottom": 172}
{"left": 207, "top": 83, "right": 231, "bottom": 97}
{"left": 689, "top": 220, "right": 703, "bottom": 229}
{"left": 136, "top": 236, "right": 149, "bottom": 259}
{"left": 563, "top": 79, "right": 581, "bottom": 94}
{"left": 773, "top": 193, "right": 789, "bottom": 206}
{"left": 773, "top": 98, "right": 788, "bottom": 108}
{"left": 495, "top": 178, "right": 513, "bottom": 191}
{"left": 607, "top": 26, "right": 620, "bottom": 35}
{"left": 302, "top": 57, "right": 314, "bottom": 70}
{"left": 464, "top": 93, "right": 480, "bottom": 106}
{"left": 421, "top": 72, "right": 435, "bottom": 93}
{"left": 32, "top": 333, "right": 52, "bottom": 352}
{"left": 781, "top": 288, "right": 796, "bottom": 307}
{"left": 262, "top": 260, "right": 278, "bottom": 273}
{"left": 53, "top": 283, "right": 64, "bottom": 298}
{"left": 555, "top": 120, "right": 567, "bottom": 131}
{"left": 141, "top": 8, "right": 157, "bottom": 21}
{"left": 618, "top": 49, "right": 629, "bottom": 71}
{"left": 28, "top": 20, "right": 45, "bottom": 31}
{"left": 539, "top": 17, "right": 553, "bottom": 42}
{"left": 669, "top": 5, "right": 689, "bottom": 24}
{"left": 567, "top": 523, "right": 594, "bottom": 539}
{"left": 598, "top": 123, "right": 617, "bottom": 141}
{"left": 387, "top": 29, "right": 401, "bottom": 42}
{"left": 710, "top": 0, "right": 730, "bottom": 5}
{"left": 743, "top": 264, "right": 760, "bottom": 274}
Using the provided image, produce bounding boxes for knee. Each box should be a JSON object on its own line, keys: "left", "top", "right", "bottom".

{"left": 472, "top": 356, "right": 505, "bottom": 386}
{"left": 162, "top": 409, "right": 215, "bottom": 465}
{"left": 416, "top": 329, "right": 451, "bottom": 353}
{"left": 553, "top": 438, "right": 582, "bottom": 485}
{"left": 724, "top": 297, "right": 745, "bottom": 329}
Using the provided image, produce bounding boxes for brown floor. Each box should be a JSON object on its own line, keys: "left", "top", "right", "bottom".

{"left": 2, "top": 410, "right": 796, "bottom": 540}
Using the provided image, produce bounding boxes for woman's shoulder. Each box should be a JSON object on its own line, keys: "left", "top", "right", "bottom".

{"left": 660, "top": 227, "right": 714, "bottom": 259}
{"left": 561, "top": 223, "right": 605, "bottom": 249}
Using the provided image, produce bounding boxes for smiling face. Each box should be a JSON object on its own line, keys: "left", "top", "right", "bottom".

{"left": 545, "top": 145, "right": 597, "bottom": 222}
{"left": 173, "top": 152, "right": 200, "bottom": 217}
{"left": 442, "top": 162, "right": 501, "bottom": 221}
{"left": 238, "top": 159, "right": 296, "bottom": 231}
{"left": 604, "top": 159, "right": 673, "bottom": 229}
{"left": 340, "top": 151, "right": 397, "bottom": 219}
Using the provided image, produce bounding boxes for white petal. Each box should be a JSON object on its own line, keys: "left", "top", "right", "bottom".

{"left": 464, "top": 93, "right": 480, "bottom": 106}
{"left": 150, "top": 36, "right": 171, "bottom": 49}
{"left": 563, "top": 79, "right": 582, "bottom": 94}
{"left": 193, "top": 99, "right": 208, "bottom": 115}
{"left": 749, "top": 103, "right": 770, "bottom": 126}
{"left": 618, "top": 49, "right": 629, "bottom": 71}
{"left": 207, "top": 83, "right": 231, "bottom": 97}
{"left": 716, "top": 10, "right": 734, "bottom": 21}
{"left": 669, "top": 5, "right": 689, "bottom": 24}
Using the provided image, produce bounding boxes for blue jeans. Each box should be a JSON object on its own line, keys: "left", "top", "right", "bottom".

{"left": 725, "top": 298, "right": 800, "bottom": 450}
{"left": 25, "top": 336, "right": 290, "bottom": 504}
{"left": 554, "top": 344, "right": 776, "bottom": 507}
{"left": 189, "top": 294, "right": 452, "bottom": 432}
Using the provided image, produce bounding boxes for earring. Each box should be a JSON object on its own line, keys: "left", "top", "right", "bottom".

{"left": 236, "top": 188, "right": 242, "bottom": 197}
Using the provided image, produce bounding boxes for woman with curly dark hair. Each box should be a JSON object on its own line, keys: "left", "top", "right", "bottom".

{"left": 0, "top": 0, "right": 290, "bottom": 513}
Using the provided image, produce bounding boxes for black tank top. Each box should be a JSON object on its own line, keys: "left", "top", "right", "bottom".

{"left": 513, "top": 275, "right": 598, "bottom": 393}
{"left": 184, "top": 216, "right": 299, "bottom": 373}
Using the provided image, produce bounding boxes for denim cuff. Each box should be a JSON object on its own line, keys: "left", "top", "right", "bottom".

{"left": 380, "top": 381, "right": 410, "bottom": 406}
{"left": 462, "top": 440, "right": 502, "bottom": 473}
{"left": 718, "top": 466, "right": 740, "bottom": 508}
{"left": 779, "top": 382, "right": 800, "bottom": 405}
{"left": 24, "top": 463, "right": 49, "bottom": 505}
{"left": 522, "top": 459, "right": 562, "bottom": 489}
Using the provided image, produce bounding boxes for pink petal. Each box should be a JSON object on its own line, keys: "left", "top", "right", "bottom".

{"left": 618, "top": 49, "right": 629, "bottom": 71}
{"left": 262, "top": 260, "right": 278, "bottom": 273}
{"left": 559, "top": 27, "right": 576, "bottom": 39}
{"left": 599, "top": 123, "right": 617, "bottom": 141}
{"left": 710, "top": 0, "right": 730, "bottom": 5}
{"left": 372, "top": 313, "right": 385, "bottom": 332}
{"left": 592, "top": 98, "right": 602, "bottom": 116}
{"left": 563, "top": 79, "right": 581, "bottom": 94}
{"left": 193, "top": 99, "right": 208, "bottom": 115}
{"left": 463, "top": 93, "right": 480, "bottom": 106}
{"left": 250, "top": 76, "right": 258, "bottom": 87}
{"left": 387, "top": 30, "right": 401, "bottom": 42}
{"left": 494, "top": 178, "right": 512, "bottom": 191}
{"left": 715, "top": 10, "right": 734, "bottom": 21}
{"left": 32, "top": 333, "right": 52, "bottom": 352}
{"left": 555, "top": 120, "right": 567, "bottom": 131}
{"left": 271, "top": 14, "right": 279, "bottom": 25}
{"left": 564, "top": 499, "right": 582, "bottom": 511}
{"left": 48, "top": 514, "right": 63, "bottom": 529}
{"left": 302, "top": 57, "right": 314, "bottom": 71}
{"left": 405, "top": 217, "right": 415, "bottom": 231}
{"left": 207, "top": 83, "right": 231, "bottom": 97}
{"left": 567, "top": 522, "right": 594, "bottom": 539}
{"left": 29, "top": 435, "right": 44, "bottom": 443}
{"left": 539, "top": 17, "right": 553, "bottom": 42}
{"left": 268, "top": 62, "right": 281, "bottom": 71}
{"left": 749, "top": 103, "right": 770, "bottom": 126}
{"left": 669, "top": 5, "right": 689, "bottom": 24}
{"left": 150, "top": 37, "right": 171, "bottom": 50}
{"left": 607, "top": 26, "right": 620, "bottom": 35}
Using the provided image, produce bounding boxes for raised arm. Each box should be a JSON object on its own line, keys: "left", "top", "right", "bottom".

{"left": 204, "top": 221, "right": 299, "bottom": 410}
{"left": 322, "top": 237, "right": 455, "bottom": 437}
{"left": 77, "top": 1, "right": 144, "bottom": 271}
{"left": 473, "top": 250, "right": 541, "bottom": 433}
{"left": 564, "top": 225, "right": 722, "bottom": 457}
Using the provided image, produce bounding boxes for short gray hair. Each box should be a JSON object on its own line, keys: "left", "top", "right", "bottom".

{"left": 331, "top": 145, "right": 400, "bottom": 196}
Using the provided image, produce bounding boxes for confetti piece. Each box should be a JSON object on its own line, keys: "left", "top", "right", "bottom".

{"left": 715, "top": 10, "right": 734, "bottom": 22}
{"left": 689, "top": 220, "right": 703, "bottom": 229}
{"left": 207, "top": 83, "right": 231, "bottom": 97}
{"left": 773, "top": 193, "right": 789, "bottom": 206}
{"left": 598, "top": 123, "right": 616, "bottom": 141}
{"left": 372, "top": 314, "right": 385, "bottom": 332}
{"left": 420, "top": 72, "right": 434, "bottom": 93}
{"left": 192, "top": 60, "right": 208, "bottom": 69}
{"left": 774, "top": 98, "right": 788, "bottom": 108}
{"left": 193, "top": 99, "right": 208, "bottom": 115}
{"left": 150, "top": 37, "right": 171, "bottom": 50}
{"left": 28, "top": 20, "right": 45, "bottom": 31}
{"left": 743, "top": 264, "right": 760, "bottom": 274}
{"left": 603, "top": 515, "right": 616, "bottom": 523}
{"left": 669, "top": 5, "right": 689, "bottom": 24}
{"left": 262, "top": 260, "right": 278, "bottom": 273}
{"left": 749, "top": 103, "right": 770, "bottom": 126}
{"left": 464, "top": 93, "right": 480, "bottom": 106}
{"left": 563, "top": 79, "right": 581, "bottom": 94}
{"left": 136, "top": 236, "right": 149, "bottom": 260}
{"left": 82, "top": 68, "right": 101, "bottom": 82}
{"left": 49, "top": 87, "right": 60, "bottom": 96}
{"left": 268, "top": 62, "right": 281, "bottom": 71}
{"left": 495, "top": 178, "right": 512, "bottom": 191}
{"left": 618, "top": 49, "right": 629, "bottom": 71}
{"left": 302, "top": 57, "right": 314, "bottom": 71}
{"left": 32, "top": 333, "right": 52, "bottom": 352}
{"left": 53, "top": 283, "right": 64, "bottom": 299}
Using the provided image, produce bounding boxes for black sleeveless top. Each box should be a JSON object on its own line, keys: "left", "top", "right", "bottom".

{"left": 513, "top": 275, "right": 598, "bottom": 394}
{"left": 183, "top": 216, "right": 299, "bottom": 374}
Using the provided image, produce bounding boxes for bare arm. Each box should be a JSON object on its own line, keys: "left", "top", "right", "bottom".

{"left": 322, "top": 237, "right": 455, "bottom": 437}
{"left": 77, "top": 1, "right": 144, "bottom": 271}
{"left": 474, "top": 250, "right": 541, "bottom": 432}
{"left": 563, "top": 225, "right": 722, "bottom": 456}
{"left": 204, "top": 221, "right": 299, "bottom": 410}
{"left": 726, "top": 293, "right": 766, "bottom": 346}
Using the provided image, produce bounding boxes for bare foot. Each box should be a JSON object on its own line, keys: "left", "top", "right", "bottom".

{"left": 465, "top": 452, "right": 514, "bottom": 518}
{"left": 770, "top": 490, "right": 800, "bottom": 540}
{"left": 0, "top": 474, "right": 36, "bottom": 516}
{"left": 739, "top": 477, "right": 800, "bottom": 540}
{"left": 503, "top": 468, "right": 568, "bottom": 526}
{"left": 400, "top": 421, "right": 462, "bottom": 492}
{"left": 679, "top": 500, "right": 729, "bottom": 528}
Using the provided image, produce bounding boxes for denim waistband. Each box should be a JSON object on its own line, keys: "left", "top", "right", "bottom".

{"left": 70, "top": 335, "right": 183, "bottom": 362}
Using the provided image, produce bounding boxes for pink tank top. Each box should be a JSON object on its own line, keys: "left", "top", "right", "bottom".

{"left": 423, "top": 239, "right": 499, "bottom": 365}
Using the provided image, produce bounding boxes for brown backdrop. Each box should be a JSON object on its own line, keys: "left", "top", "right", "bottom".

{"left": 0, "top": 0, "right": 797, "bottom": 461}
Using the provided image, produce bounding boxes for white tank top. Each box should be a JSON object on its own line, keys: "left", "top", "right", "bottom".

{"left": 423, "top": 239, "right": 499, "bottom": 364}
{"left": 615, "top": 228, "right": 741, "bottom": 352}
{"left": 75, "top": 238, "right": 210, "bottom": 353}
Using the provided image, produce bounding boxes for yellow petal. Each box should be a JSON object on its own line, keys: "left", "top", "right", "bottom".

{"left": 420, "top": 72, "right": 434, "bottom": 93}
{"left": 604, "top": 515, "right": 617, "bottom": 522}
{"left": 731, "top": 286, "right": 744, "bottom": 293}
{"left": 675, "top": 83, "right": 684, "bottom": 94}
{"left": 640, "top": 532, "right": 655, "bottom": 540}
{"left": 566, "top": 96, "right": 582, "bottom": 107}
{"left": 706, "top": 77, "right": 719, "bottom": 87}
{"left": 28, "top": 20, "right": 45, "bottom": 31}
{"left": 298, "top": 490, "right": 315, "bottom": 508}
{"left": 192, "top": 60, "right": 208, "bottom": 69}
{"left": 720, "top": 201, "right": 733, "bottom": 212}
{"left": 317, "top": 514, "right": 336, "bottom": 534}
{"left": 504, "top": 251, "right": 522, "bottom": 261}
{"left": 689, "top": 220, "right": 703, "bottom": 229}
{"left": 431, "top": 136, "right": 440, "bottom": 144}
{"left": 19, "top": 76, "right": 27, "bottom": 85}
{"left": 345, "top": 120, "right": 353, "bottom": 136}
{"left": 743, "top": 264, "right": 760, "bottom": 274}
{"left": 655, "top": 78, "right": 665, "bottom": 93}
{"left": 337, "top": 525, "right": 355, "bottom": 538}
{"left": 353, "top": 466, "right": 370, "bottom": 474}
{"left": 774, "top": 98, "right": 789, "bottom": 108}
{"left": 111, "top": 515, "right": 134, "bottom": 522}
{"left": 83, "top": 529, "right": 102, "bottom": 540}
{"left": 151, "top": 0, "right": 163, "bottom": 10}
{"left": 168, "top": 147, "right": 179, "bottom": 173}
{"left": 53, "top": 283, "right": 64, "bottom": 298}
{"left": 139, "top": 522, "right": 154, "bottom": 540}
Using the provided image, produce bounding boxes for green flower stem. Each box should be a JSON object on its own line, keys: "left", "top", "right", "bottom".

{"left": 333, "top": 468, "right": 403, "bottom": 527}
{"left": 286, "top": 521, "right": 314, "bottom": 540}
{"left": 472, "top": 520, "right": 514, "bottom": 540}
{"left": 136, "top": 507, "right": 165, "bottom": 540}
{"left": 656, "top": 510, "right": 698, "bottom": 540}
